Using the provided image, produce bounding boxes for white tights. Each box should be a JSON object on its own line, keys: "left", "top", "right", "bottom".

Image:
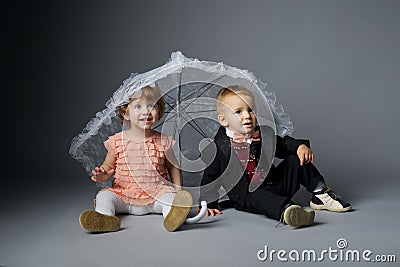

{"left": 95, "top": 190, "right": 175, "bottom": 218}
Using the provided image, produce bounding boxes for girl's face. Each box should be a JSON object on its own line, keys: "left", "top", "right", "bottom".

{"left": 125, "top": 97, "right": 159, "bottom": 131}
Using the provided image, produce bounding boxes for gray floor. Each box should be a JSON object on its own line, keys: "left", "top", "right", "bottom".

{"left": 1, "top": 183, "right": 399, "bottom": 267}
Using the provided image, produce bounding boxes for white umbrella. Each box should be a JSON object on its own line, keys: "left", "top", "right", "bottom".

{"left": 70, "top": 51, "right": 294, "bottom": 207}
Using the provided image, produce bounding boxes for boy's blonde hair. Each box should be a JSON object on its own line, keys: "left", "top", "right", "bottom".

{"left": 215, "top": 85, "right": 255, "bottom": 114}
{"left": 119, "top": 83, "right": 165, "bottom": 122}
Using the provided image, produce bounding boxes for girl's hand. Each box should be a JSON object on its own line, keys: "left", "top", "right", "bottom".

{"left": 296, "top": 144, "right": 314, "bottom": 166}
{"left": 91, "top": 167, "right": 115, "bottom": 183}
{"left": 197, "top": 208, "right": 222, "bottom": 217}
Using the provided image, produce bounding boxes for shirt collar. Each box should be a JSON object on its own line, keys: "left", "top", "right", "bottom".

{"left": 225, "top": 127, "right": 253, "bottom": 144}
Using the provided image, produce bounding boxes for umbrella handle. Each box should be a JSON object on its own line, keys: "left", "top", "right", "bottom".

{"left": 185, "top": 201, "right": 207, "bottom": 224}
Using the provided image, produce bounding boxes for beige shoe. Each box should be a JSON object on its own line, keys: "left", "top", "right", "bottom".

{"left": 79, "top": 210, "right": 120, "bottom": 232}
{"left": 283, "top": 205, "right": 315, "bottom": 228}
{"left": 163, "top": 191, "right": 193, "bottom": 232}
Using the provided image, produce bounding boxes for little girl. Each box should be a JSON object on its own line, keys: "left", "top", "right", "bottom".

{"left": 79, "top": 84, "right": 206, "bottom": 232}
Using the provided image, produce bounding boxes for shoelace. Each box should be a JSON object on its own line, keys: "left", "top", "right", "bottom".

{"left": 275, "top": 202, "right": 296, "bottom": 228}
{"left": 275, "top": 213, "right": 285, "bottom": 228}
{"left": 326, "top": 189, "right": 341, "bottom": 200}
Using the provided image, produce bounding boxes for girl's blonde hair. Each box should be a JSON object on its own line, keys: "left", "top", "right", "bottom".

{"left": 118, "top": 83, "right": 165, "bottom": 122}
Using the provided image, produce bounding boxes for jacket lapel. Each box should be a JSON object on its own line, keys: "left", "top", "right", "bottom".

{"left": 214, "top": 126, "right": 245, "bottom": 174}
{"left": 214, "top": 126, "right": 232, "bottom": 161}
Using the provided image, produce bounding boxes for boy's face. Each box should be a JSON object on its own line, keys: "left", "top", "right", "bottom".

{"left": 217, "top": 94, "right": 257, "bottom": 134}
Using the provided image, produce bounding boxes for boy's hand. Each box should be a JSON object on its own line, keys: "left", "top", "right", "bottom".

{"left": 196, "top": 208, "right": 222, "bottom": 216}
{"left": 91, "top": 166, "right": 115, "bottom": 183}
{"left": 296, "top": 144, "right": 314, "bottom": 166}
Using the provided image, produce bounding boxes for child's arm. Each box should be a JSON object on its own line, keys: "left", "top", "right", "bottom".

{"left": 197, "top": 207, "right": 222, "bottom": 216}
{"left": 275, "top": 135, "right": 310, "bottom": 159}
{"left": 275, "top": 135, "right": 314, "bottom": 165}
{"left": 165, "top": 148, "right": 182, "bottom": 191}
{"left": 198, "top": 142, "right": 223, "bottom": 213}
{"left": 197, "top": 151, "right": 224, "bottom": 216}
{"left": 91, "top": 151, "right": 116, "bottom": 183}
{"left": 296, "top": 144, "right": 314, "bottom": 166}
{"left": 198, "top": 160, "right": 223, "bottom": 216}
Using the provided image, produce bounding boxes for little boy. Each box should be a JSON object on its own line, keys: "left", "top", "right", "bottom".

{"left": 198, "top": 85, "right": 351, "bottom": 228}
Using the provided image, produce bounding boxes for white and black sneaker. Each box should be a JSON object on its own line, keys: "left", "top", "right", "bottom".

{"left": 310, "top": 187, "right": 352, "bottom": 212}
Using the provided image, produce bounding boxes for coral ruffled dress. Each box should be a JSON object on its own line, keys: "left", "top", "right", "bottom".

{"left": 102, "top": 131, "right": 176, "bottom": 205}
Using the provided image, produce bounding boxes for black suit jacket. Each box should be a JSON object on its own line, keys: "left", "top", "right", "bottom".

{"left": 199, "top": 125, "right": 310, "bottom": 209}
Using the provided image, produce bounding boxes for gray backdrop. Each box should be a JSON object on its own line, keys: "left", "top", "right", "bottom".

{"left": 4, "top": 1, "right": 400, "bottom": 267}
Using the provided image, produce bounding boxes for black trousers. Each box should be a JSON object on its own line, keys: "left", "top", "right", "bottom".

{"left": 241, "top": 154, "right": 325, "bottom": 220}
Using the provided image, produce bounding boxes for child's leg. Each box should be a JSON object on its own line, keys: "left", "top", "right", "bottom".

{"left": 242, "top": 155, "right": 320, "bottom": 227}
{"left": 243, "top": 187, "right": 315, "bottom": 228}
{"left": 275, "top": 154, "right": 325, "bottom": 196}
{"left": 152, "top": 193, "right": 176, "bottom": 217}
{"left": 275, "top": 155, "right": 351, "bottom": 212}
{"left": 96, "top": 191, "right": 154, "bottom": 216}
{"left": 156, "top": 192, "right": 192, "bottom": 232}
{"left": 79, "top": 190, "right": 121, "bottom": 232}
{"left": 244, "top": 186, "right": 290, "bottom": 220}
{"left": 151, "top": 193, "right": 207, "bottom": 224}
{"left": 95, "top": 190, "right": 128, "bottom": 215}
{"left": 126, "top": 204, "right": 153, "bottom": 215}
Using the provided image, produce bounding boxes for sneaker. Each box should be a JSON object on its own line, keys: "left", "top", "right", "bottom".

{"left": 310, "top": 187, "right": 352, "bottom": 212}
{"left": 163, "top": 190, "right": 192, "bottom": 232}
{"left": 79, "top": 210, "right": 120, "bottom": 232}
{"left": 282, "top": 205, "right": 315, "bottom": 228}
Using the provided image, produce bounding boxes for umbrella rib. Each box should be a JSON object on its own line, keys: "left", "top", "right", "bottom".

{"left": 163, "top": 94, "right": 177, "bottom": 110}
{"left": 185, "top": 110, "right": 216, "bottom": 113}
{"left": 180, "top": 75, "right": 227, "bottom": 103}
{"left": 177, "top": 70, "right": 183, "bottom": 166}
{"left": 163, "top": 94, "right": 182, "bottom": 114}
{"left": 163, "top": 93, "right": 176, "bottom": 102}
{"left": 164, "top": 101, "right": 175, "bottom": 111}
{"left": 181, "top": 113, "right": 209, "bottom": 139}
{"left": 157, "top": 110, "right": 215, "bottom": 137}
{"left": 162, "top": 75, "right": 226, "bottom": 116}
{"left": 159, "top": 74, "right": 225, "bottom": 147}
{"left": 178, "top": 78, "right": 225, "bottom": 113}
{"left": 161, "top": 112, "right": 177, "bottom": 124}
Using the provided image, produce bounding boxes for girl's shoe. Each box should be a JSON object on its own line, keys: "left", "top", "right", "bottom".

{"left": 310, "top": 187, "right": 352, "bottom": 212}
{"left": 163, "top": 190, "right": 192, "bottom": 232}
{"left": 79, "top": 210, "right": 120, "bottom": 232}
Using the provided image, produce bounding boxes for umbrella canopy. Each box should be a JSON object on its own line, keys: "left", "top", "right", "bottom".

{"left": 69, "top": 51, "right": 294, "bottom": 202}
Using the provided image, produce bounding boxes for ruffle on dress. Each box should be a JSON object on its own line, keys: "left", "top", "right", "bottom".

{"left": 101, "top": 131, "right": 176, "bottom": 205}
